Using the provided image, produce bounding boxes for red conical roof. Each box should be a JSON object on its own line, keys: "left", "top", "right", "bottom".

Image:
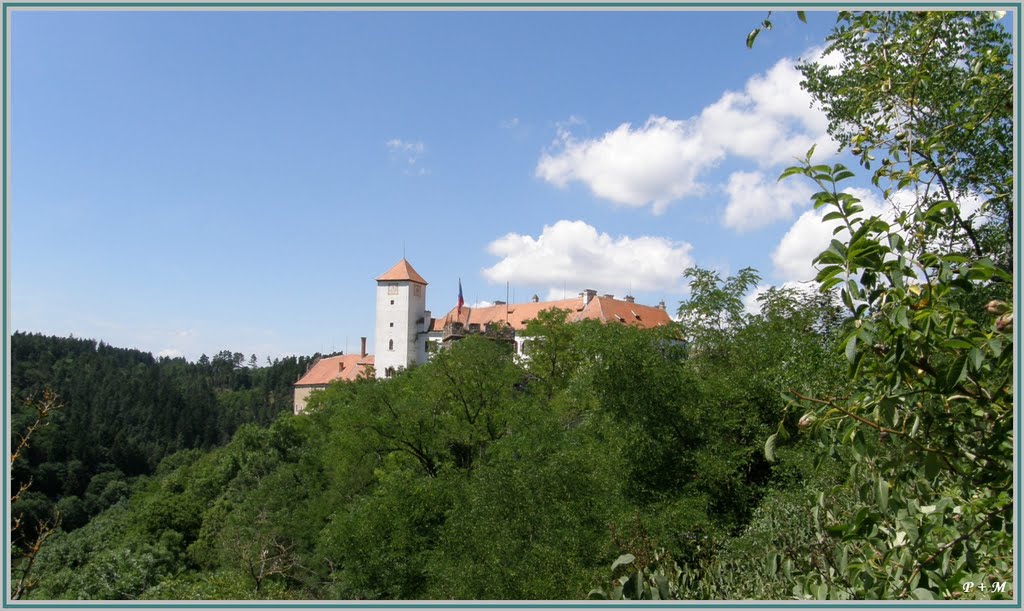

{"left": 375, "top": 258, "right": 428, "bottom": 285}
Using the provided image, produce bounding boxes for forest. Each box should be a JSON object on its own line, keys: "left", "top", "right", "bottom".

{"left": 10, "top": 10, "right": 1015, "bottom": 601}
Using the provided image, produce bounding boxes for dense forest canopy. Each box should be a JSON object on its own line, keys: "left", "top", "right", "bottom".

{"left": 10, "top": 333, "right": 314, "bottom": 544}
{"left": 10, "top": 9, "right": 1014, "bottom": 601}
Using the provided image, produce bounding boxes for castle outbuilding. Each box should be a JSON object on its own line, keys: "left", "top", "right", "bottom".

{"left": 293, "top": 258, "right": 674, "bottom": 413}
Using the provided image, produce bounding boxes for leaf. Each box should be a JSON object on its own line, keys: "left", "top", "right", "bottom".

{"left": 968, "top": 347, "right": 984, "bottom": 371}
{"left": 912, "top": 587, "right": 936, "bottom": 600}
{"left": 845, "top": 334, "right": 858, "bottom": 364}
{"left": 924, "top": 451, "right": 941, "bottom": 481}
{"left": 764, "top": 433, "right": 778, "bottom": 463}
{"left": 877, "top": 478, "right": 889, "bottom": 513}
{"left": 655, "top": 573, "right": 669, "bottom": 600}
{"left": 611, "top": 553, "right": 635, "bottom": 571}
{"left": 816, "top": 583, "right": 828, "bottom": 599}
{"left": 939, "top": 354, "right": 969, "bottom": 391}
{"left": 746, "top": 28, "right": 761, "bottom": 48}
{"left": 797, "top": 10, "right": 807, "bottom": 22}
{"left": 778, "top": 165, "right": 807, "bottom": 181}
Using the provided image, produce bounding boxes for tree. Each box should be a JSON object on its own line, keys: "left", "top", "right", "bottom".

{"left": 676, "top": 267, "right": 760, "bottom": 338}
{"left": 11, "top": 390, "right": 62, "bottom": 600}
{"left": 772, "top": 153, "right": 1012, "bottom": 600}
{"left": 799, "top": 11, "right": 1013, "bottom": 272}
{"left": 594, "top": 10, "right": 1013, "bottom": 601}
{"left": 764, "top": 11, "right": 1014, "bottom": 599}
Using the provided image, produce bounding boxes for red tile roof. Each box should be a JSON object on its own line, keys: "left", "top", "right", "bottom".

{"left": 295, "top": 353, "right": 374, "bottom": 386}
{"left": 376, "top": 259, "right": 428, "bottom": 285}
{"left": 431, "top": 295, "right": 672, "bottom": 332}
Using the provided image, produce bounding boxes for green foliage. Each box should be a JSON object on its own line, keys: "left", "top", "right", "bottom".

{"left": 775, "top": 153, "right": 1013, "bottom": 599}
{"left": 317, "top": 466, "right": 455, "bottom": 599}
{"left": 10, "top": 332, "right": 317, "bottom": 537}
{"left": 800, "top": 11, "right": 1013, "bottom": 271}
{"left": 426, "top": 410, "right": 627, "bottom": 599}
{"left": 677, "top": 266, "right": 760, "bottom": 340}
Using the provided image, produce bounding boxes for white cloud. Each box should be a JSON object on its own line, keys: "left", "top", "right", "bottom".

{"left": 469, "top": 300, "right": 495, "bottom": 308}
{"left": 742, "top": 281, "right": 818, "bottom": 315}
{"left": 482, "top": 219, "right": 695, "bottom": 295}
{"left": 722, "top": 171, "right": 815, "bottom": 232}
{"left": 158, "top": 348, "right": 183, "bottom": 359}
{"left": 386, "top": 138, "right": 425, "bottom": 156}
{"left": 742, "top": 284, "right": 772, "bottom": 315}
{"left": 386, "top": 138, "right": 427, "bottom": 172}
{"left": 499, "top": 117, "right": 520, "bottom": 129}
{"left": 536, "top": 52, "right": 837, "bottom": 216}
{"left": 537, "top": 117, "right": 708, "bottom": 215}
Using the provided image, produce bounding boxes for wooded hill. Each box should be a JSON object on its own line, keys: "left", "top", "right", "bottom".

{"left": 11, "top": 332, "right": 314, "bottom": 538}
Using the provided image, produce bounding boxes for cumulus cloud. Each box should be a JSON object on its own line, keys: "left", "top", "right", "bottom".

{"left": 537, "top": 117, "right": 709, "bottom": 215}
{"left": 536, "top": 52, "right": 837, "bottom": 216}
{"left": 723, "top": 171, "right": 815, "bottom": 232}
{"left": 482, "top": 220, "right": 695, "bottom": 295}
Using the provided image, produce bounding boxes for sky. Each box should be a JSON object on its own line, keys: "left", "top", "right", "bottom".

{"left": 11, "top": 8, "right": 872, "bottom": 362}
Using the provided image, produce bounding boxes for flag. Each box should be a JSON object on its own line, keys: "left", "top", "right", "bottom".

{"left": 457, "top": 279, "right": 464, "bottom": 315}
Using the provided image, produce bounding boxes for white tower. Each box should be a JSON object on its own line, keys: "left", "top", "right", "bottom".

{"left": 374, "top": 258, "right": 430, "bottom": 378}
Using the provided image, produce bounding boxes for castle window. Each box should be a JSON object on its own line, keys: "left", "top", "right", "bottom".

{"left": 390, "top": 322, "right": 394, "bottom": 327}
{"left": 389, "top": 339, "right": 394, "bottom": 351}
{"left": 385, "top": 367, "right": 395, "bottom": 379}
{"left": 390, "top": 300, "right": 395, "bottom": 305}
{"left": 414, "top": 285, "right": 421, "bottom": 296}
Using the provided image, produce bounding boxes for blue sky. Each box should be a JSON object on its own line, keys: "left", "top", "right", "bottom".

{"left": 12, "top": 9, "right": 862, "bottom": 361}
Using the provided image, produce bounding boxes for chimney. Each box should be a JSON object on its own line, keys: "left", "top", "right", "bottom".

{"left": 339, "top": 361, "right": 345, "bottom": 372}
{"left": 495, "top": 300, "right": 506, "bottom": 306}
{"left": 582, "top": 289, "right": 597, "bottom": 305}
{"left": 658, "top": 300, "right": 666, "bottom": 310}
{"left": 532, "top": 294, "right": 539, "bottom": 303}
{"left": 360, "top": 337, "right": 367, "bottom": 357}
{"left": 603, "top": 294, "right": 614, "bottom": 299}
{"left": 624, "top": 295, "right": 635, "bottom": 303}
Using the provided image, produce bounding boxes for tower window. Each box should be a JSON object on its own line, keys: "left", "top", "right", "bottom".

{"left": 389, "top": 339, "right": 394, "bottom": 351}
{"left": 390, "top": 322, "right": 394, "bottom": 327}
{"left": 390, "top": 300, "right": 394, "bottom": 305}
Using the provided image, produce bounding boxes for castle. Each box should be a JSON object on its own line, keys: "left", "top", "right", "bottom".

{"left": 293, "top": 258, "right": 674, "bottom": 413}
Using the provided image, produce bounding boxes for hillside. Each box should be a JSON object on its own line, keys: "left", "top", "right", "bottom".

{"left": 10, "top": 332, "right": 315, "bottom": 541}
